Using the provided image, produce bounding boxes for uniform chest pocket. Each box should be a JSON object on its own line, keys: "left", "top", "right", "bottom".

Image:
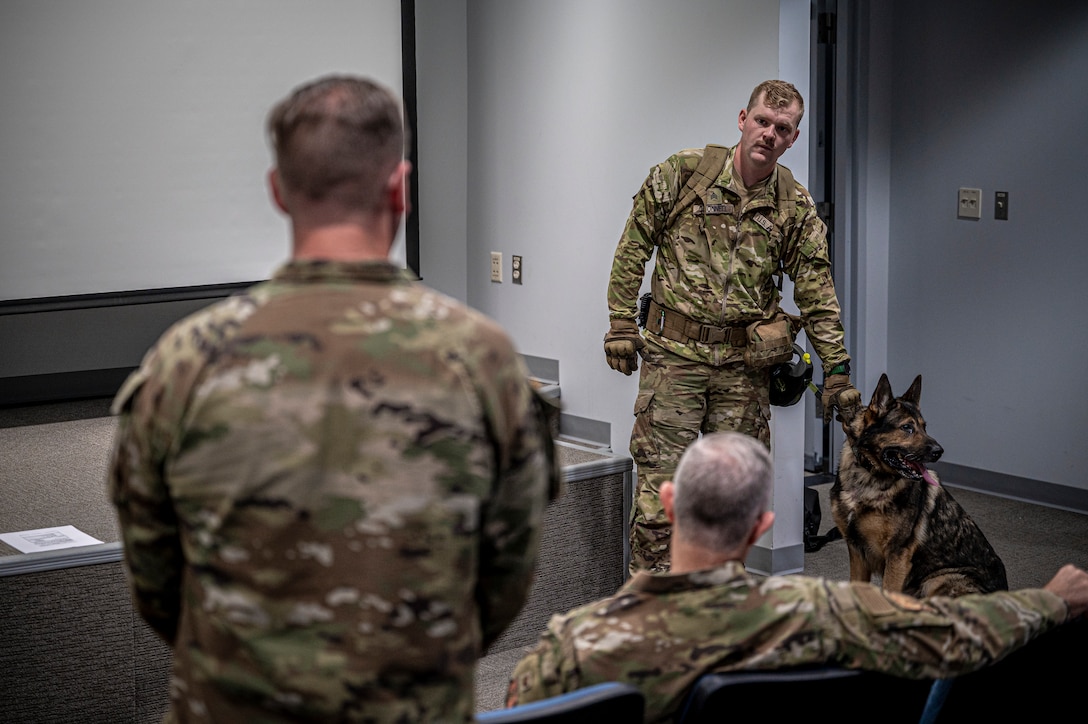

{"left": 733, "top": 218, "right": 781, "bottom": 289}
{"left": 671, "top": 206, "right": 714, "bottom": 267}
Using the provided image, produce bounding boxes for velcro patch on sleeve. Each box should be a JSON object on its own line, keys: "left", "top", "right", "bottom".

{"left": 853, "top": 585, "right": 924, "bottom": 616}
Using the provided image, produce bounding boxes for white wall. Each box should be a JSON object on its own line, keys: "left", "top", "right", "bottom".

{"left": 463, "top": 0, "right": 788, "bottom": 455}
{"left": 0, "top": 0, "right": 403, "bottom": 301}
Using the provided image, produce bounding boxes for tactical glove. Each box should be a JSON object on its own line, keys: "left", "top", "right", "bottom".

{"left": 603, "top": 318, "right": 645, "bottom": 376}
{"left": 822, "top": 373, "right": 861, "bottom": 422}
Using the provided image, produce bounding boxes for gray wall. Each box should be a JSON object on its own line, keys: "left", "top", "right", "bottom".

{"left": 866, "top": 0, "right": 1088, "bottom": 497}
{"left": 424, "top": 0, "right": 1088, "bottom": 508}
{"left": 415, "top": 0, "right": 469, "bottom": 300}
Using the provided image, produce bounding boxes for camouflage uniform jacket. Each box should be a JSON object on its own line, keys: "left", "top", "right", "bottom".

{"left": 606, "top": 145, "right": 850, "bottom": 371}
{"left": 507, "top": 561, "right": 1068, "bottom": 723}
{"left": 108, "top": 259, "right": 559, "bottom": 723}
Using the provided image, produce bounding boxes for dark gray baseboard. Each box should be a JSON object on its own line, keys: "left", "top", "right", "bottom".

{"left": 0, "top": 367, "right": 134, "bottom": 407}
{"left": 805, "top": 455, "right": 1088, "bottom": 516}
{"left": 932, "top": 461, "right": 1088, "bottom": 516}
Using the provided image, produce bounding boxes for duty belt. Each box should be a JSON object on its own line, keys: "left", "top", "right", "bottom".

{"left": 646, "top": 299, "right": 747, "bottom": 347}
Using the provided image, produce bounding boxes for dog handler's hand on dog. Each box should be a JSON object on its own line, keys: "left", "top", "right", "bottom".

{"left": 822, "top": 373, "right": 861, "bottom": 422}
{"left": 604, "top": 319, "right": 645, "bottom": 375}
{"left": 1044, "top": 564, "right": 1088, "bottom": 619}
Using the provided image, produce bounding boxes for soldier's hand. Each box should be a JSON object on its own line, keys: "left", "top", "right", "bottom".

{"left": 822, "top": 373, "right": 861, "bottom": 423}
{"left": 1044, "top": 564, "right": 1088, "bottom": 619}
{"left": 603, "top": 319, "right": 645, "bottom": 375}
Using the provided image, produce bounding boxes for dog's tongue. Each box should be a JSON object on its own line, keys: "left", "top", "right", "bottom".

{"left": 922, "top": 467, "right": 939, "bottom": 486}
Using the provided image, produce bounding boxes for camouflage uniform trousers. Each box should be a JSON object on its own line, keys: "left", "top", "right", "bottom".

{"left": 629, "top": 342, "right": 770, "bottom": 573}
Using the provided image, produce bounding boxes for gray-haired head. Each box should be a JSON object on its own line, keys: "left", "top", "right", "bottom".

{"left": 672, "top": 432, "right": 773, "bottom": 552}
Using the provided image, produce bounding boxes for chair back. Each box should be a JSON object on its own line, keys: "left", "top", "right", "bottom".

{"left": 476, "top": 681, "right": 644, "bottom": 723}
{"left": 676, "top": 667, "right": 934, "bottom": 724}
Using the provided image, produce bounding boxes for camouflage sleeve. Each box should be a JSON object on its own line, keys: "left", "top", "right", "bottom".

{"left": 781, "top": 188, "right": 851, "bottom": 372}
{"left": 505, "top": 615, "right": 581, "bottom": 708}
{"left": 108, "top": 372, "right": 183, "bottom": 643}
{"left": 106, "top": 296, "right": 256, "bottom": 645}
{"left": 606, "top": 157, "right": 684, "bottom": 321}
{"left": 475, "top": 339, "right": 561, "bottom": 649}
{"left": 107, "top": 343, "right": 191, "bottom": 644}
{"left": 826, "top": 582, "right": 1069, "bottom": 678}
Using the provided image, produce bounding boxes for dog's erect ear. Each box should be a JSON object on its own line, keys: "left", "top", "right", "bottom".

{"left": 902, "top": 375, "right": 923, "bottom": 406}
{"left": 870, "top": 373, "right": 894, "bottom": 414}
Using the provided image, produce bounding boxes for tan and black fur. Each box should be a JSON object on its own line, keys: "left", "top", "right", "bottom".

{"left": 829, "top": 374, "right": 1007, "bottom": 598}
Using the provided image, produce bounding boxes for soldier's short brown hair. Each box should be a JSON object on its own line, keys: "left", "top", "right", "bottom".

{"left": 267, "top": 75, "right": 404, "bottom": 211}
{"left": 748, "top": 80, "right": 804, "bottom": 124}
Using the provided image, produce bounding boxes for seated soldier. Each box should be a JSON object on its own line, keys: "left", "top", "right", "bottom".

{"left": 505, "top": 432, "right": 1088, "bottom": 723}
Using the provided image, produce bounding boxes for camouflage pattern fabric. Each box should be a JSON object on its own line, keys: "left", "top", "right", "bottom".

{"left": 629, "top": 343, "right": 770, "bottom": 573}
{"left": 607, "top": 145, "right": 850, "bottom": 572}
{"left": 606, "top": 145, "right": 849, "bottom": 371}
{"left": 506, "top": 561, "right": 1070, "bottom": 724}
{"left": 108, "top": 259, "right": 559, "bottom": 723}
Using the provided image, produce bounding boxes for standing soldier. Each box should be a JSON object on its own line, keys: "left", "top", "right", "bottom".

{"left": 108, "top": 75, "right": 558, "bottom": 722}
{"left": 604, "top": 80, "right": 860, "bottom": 572}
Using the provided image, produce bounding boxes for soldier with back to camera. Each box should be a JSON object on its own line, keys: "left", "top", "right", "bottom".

{"left": 109, "top": 75, "right": 558, "bottom": 723}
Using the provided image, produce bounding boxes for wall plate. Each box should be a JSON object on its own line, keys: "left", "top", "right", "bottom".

{"left": 958, "top": 188, "right": 982, "bottom": 220}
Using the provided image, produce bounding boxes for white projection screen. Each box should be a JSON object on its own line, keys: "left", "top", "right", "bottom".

{"left": 0, "top": 1, "right": 405, "bottom": 302}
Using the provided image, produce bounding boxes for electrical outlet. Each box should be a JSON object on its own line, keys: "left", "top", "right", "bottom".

{"left": 957, "top": 188, "right": 982, "bottom": 220}
{"left": 490, "top": 251, "right": 503, "bottom": 283}
{"left": 512, "top": 255, "right": 522, "bottom": 285}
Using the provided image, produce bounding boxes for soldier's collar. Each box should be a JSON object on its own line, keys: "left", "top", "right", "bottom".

{"left": 275, "top": 259, "right": 417, "bottom": 284}
{"left": 625, "top": 560, "right": 750, "bottom": 594}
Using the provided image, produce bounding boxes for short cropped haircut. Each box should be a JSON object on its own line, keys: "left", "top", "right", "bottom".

{"left": 748, "top": 79, "right": 804, "bottom": 125}
{"left": 672, "top": 432, "right": 773, "bottom": 552}
{"left": 267, "top": 75, "right": 404, "bottom": 211}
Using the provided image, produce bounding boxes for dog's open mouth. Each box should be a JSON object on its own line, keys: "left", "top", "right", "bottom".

{"left": 883, "top": 450, "right": 940, "bottom": 486}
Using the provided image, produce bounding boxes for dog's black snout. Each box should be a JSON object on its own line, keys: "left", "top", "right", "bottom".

{"left": 925, "top": 440, "right": 944, "bottom": 462}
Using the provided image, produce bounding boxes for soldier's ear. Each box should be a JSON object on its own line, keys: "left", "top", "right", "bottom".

{"left": 268, "top": 169, "right": 289, "bottom": 214}
{"left": 385, "top": 160, "right": 411, "bottom": 216}
{"left": 748, "top": 511, "right": 775, "bottom": 547}
{"left": 660, "top": 481, "right": 677, "bottom": 524}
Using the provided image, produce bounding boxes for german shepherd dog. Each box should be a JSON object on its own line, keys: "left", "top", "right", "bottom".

{"left": 830, "top": 374, "right": 1008, "bottom": 598}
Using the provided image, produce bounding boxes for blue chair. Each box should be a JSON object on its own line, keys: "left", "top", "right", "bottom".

{"left": 675, "top": 667, "right": 935, "bottom": 724}
{"left": 476, "top": 681, "right": 644, "bottom": 723}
